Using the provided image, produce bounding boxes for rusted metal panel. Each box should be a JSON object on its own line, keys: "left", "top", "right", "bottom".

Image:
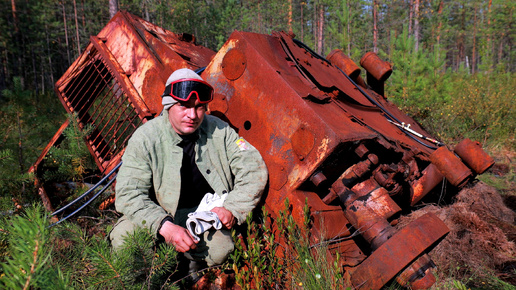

{"left": 94, "top": 11, "right": 214, "bottom": 114}
{"left": 51, "top": 11, "right": 216, "bottom": 174}
{"left": 28, "top": 120, "right": 70, "bottom": 213}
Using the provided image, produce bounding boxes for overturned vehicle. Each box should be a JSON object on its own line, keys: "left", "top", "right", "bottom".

{"left": 30, "top": 11, "right": 495, "bottom": 289}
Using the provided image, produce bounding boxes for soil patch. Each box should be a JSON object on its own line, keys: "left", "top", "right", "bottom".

{"left": 397, "top": 181, "right": 516, "bottom": 287}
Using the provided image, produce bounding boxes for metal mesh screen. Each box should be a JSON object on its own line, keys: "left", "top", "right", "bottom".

{"left": 59, "top": 46, "right": 143, "bottom": 170}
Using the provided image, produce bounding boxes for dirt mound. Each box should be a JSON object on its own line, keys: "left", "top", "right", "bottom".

{"left": 397, "top": 181, "right": 516, "bottom": 286}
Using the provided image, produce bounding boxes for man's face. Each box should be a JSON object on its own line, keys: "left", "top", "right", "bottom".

{"left": 168, "top": 97, "right": 206, "bottom": 135}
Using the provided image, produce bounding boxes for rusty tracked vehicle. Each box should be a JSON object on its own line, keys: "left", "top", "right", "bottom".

{"left": 31, "top": 11, "right": 495, "bottom": 289}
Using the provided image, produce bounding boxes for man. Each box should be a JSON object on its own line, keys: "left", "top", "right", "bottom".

{"left": 109, "top": 68, "right": 268, "bottom": 269}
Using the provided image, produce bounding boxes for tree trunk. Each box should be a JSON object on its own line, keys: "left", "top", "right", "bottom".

{"left": 510, "top": 9, "right": 514, "bottom": 71}
{"left": 142, "top": 1, "right": 149, "bottom": 22}
{"left": 40, "top": 58, "right": 45, "bottom": 94}
{"left": 414, "top": 0, "right": 420, "bottom": 51}
{"left": 408, "top": 0, "right": 413, "bottom": 36}
{"left": 11, "top": 0, "right": 18, "bottom": 32}
{"left": 436, "top": 0, "right": 443, "bottom": 47}
{"left": 2, "top": 49, "right": 9, "bottom": 88}
{"left": 498, "top": 33, "right": 505, "bottom": 65}
{"left": 509, "top": 10, "right": 514, "bottom": 71}
{"left": 347, "top": 0, "right": 351, "bottom": 55}
{"left": 288, "top": 0, "right": 292, "bottom": 34}
{"left": 486, "top": 0, "right": 492, "bottom": 71}
{"left": 31, "top": 46, "right": 37, "bottom": 96}
{"left": 300, "top": 2, "right": 304, "bottom": 41}
{"left": 73, "top": 0, "right": 81, "bottom": 55}
{"left": 45, "top": 24, "right": 54, "bottom": 88}
{"left": 17, "top": 112, "right": 24, "bottom": 173}
{"left": 457, "top": 3, "right": 465, "bottom": 71}
{"left": 81, "top": 0, "right": 86, "bottom": 28}
{"left": 62, "top": 3, "right": 71, "bottom": 66}
{"left": 109, "top": 0, "right": 119, "bottom": 19}
{"left": 258, "top": 8, "right": 262, "bottom": 34}
{"left": 11, "top": 0, "right": 23, "bottom": 79}
{"left": 317, "top": 4, "right": 324, "bottom": 54}
{"left": 313, "top": 2, "right": 317, "bottom": 49}
{"left": 472, "top": 5, "right": 478, "bottom": 73}
{"left": 373, "top": 0, "right": 378, "bottom": 53}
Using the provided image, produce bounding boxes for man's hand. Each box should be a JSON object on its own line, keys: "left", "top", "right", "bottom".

{"left": 211, "top": 207, "right": 235, "bottom": 229}
{"left": 159, "top": 221, "right": 197, "bottom": 252}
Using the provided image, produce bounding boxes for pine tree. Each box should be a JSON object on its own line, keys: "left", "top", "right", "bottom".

{"left": 0, "top": 205, "right": 180, "bottom": 289}
{"left": 0, "top": 205, "right": 69, "bottom": 289}
{"left": 84, "top": 228, "right": 179, "bottom": 289}
{"left": 43, "top": 113, "right": 96, "bottom": 184}
{"left": 387, "top": 26, "right": 449, "bottom": 119}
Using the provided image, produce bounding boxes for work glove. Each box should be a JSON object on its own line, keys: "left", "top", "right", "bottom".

{"left": 186, "top": 211, "right": 223, "bottom": 242}
{"left": 186, "top": 192, "right": 229, "bottom": 241}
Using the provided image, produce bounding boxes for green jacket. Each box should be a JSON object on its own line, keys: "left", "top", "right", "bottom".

{"left": 115, "top": 110, "right": 268, "bottom": 237}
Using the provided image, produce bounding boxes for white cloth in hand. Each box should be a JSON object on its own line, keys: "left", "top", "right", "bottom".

{"left": 186, "top": 193, "right": 229, "bottom": 241}
{"left": 195, "top": 192, "right": 228, "bottom": 212}
{"left": 186, "top": 211, "right": 223, "bottom": 242}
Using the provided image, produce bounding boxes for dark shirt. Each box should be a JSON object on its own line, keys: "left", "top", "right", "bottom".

{"left": 176, "top": 132, "right": 214, "bottom": 209}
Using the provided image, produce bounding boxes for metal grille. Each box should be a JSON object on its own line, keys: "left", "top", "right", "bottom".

{"left": 59, "top": 46, "right": 143, "bottom": 170}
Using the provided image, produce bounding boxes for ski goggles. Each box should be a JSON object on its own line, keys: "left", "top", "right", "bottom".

{"left": 163, "top": 78, "right": 214, "bottom": 104}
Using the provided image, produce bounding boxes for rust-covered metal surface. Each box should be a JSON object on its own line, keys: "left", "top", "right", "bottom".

{"left": 36, "top": 11, "right": 215, "bottom": 176}
{"left": 33, "top": 12, "right": 496, "bottom": 289}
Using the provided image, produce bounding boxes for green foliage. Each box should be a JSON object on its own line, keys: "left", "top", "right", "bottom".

{"left": 387, "top": 26, "right": 451, "bottom": 120}
{"left": 278, "top": 199, "right": 345, "bottom": 289}
{"left": 386, "top": 26, "right": 515, "bottom": 151}
{"left": 83, "top": 228, "right": 178, "bottom": 289}
{"left": 231, "top": 208, "right": 286, "bottom": 289}
{"left": 432, "top": 263, "right": 516, "bottom": 290}
{"left": 1, "top": 77, "right": 36, "bottom": 173}
{"left": 0, "top": 205, "right": 178, "bottom": 289}
{"left": 0, "top": 1, "right": 514, "bottom": 289}
{"left": 43, "top": 113, "right": 96, "bottom": 183}
{"left": 326, "top": 0, "right": 364, "bottom": 58}
{"left": 435, "top": 72, "right": 516, "bottom": 150}
{"left": 478, "top": 163, "right": 515, "bottom": 193}
{"left": 0, "top": 149, "right": 32, "bottom": 197}
{"left": 0, "top": 77, "right": 64, "bottom": 208}
{"left": 0, "top": 205, "right": 69, "bottom": 289}
{"left": 231, "top": 198, "right": 346, "bottom": 289}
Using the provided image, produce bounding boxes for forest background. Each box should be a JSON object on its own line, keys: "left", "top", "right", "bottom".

{"left": 0, "top": 0, "right": 514, "bottom": 289}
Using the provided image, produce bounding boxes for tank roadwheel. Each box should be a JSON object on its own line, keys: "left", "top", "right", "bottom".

{"left": 349, "top": 212, "right": 449, "bottom": 290}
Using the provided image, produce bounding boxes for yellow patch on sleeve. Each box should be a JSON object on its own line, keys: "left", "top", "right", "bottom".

{"left": 235, "top": 138, "right": 249, "bottom": 151}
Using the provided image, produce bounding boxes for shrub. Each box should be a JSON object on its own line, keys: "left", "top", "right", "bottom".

{"left": 230, "top": 199, "right": 347, "bottom": 289}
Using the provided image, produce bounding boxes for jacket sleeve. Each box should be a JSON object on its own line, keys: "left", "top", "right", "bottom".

{"left": 222, "top": 127, "right": 268, "bottom": 224}
{"left": 114, "top": 131, "right": 169, "bottom": 237}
